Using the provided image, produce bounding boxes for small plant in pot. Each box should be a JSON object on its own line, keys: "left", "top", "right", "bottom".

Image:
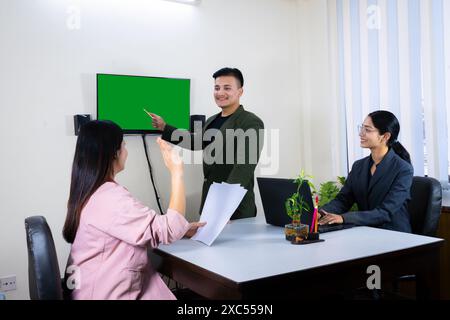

{"left": 285, "top": 170, "right": 316, "bottom": 241}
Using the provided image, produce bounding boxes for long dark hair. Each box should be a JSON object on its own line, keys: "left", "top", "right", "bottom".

{"left": 368, "top": 110, "right": 411, "bottom": 164}
{"left": 63, "top": 120, "right": 123, "bottom": 243}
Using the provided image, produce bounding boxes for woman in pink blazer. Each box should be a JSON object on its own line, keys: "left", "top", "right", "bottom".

{"left": 63, "top": 120, "right": 205, "bottom": 300}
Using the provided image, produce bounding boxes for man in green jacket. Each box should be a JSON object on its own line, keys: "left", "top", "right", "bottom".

{"left": 149, "top": 67, "right": 264, "bottom": 220}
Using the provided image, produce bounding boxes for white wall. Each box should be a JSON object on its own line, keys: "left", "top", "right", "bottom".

{"left": 0, "top": 0, "right": 334, "bottom": 299}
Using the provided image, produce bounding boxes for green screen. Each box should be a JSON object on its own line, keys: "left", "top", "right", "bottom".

{"left": 97, "top": 74, "right": 190, "bottom": 133}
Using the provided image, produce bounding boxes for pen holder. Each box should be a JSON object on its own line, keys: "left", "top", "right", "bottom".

{"left": 290, "top": 231, "right": 323, "bottom": 245}
{"left": 285, "top": 223, "right": 309, "bottom": 241}
{"left": 307, "top": 232, "right": 320, "bottom": 240}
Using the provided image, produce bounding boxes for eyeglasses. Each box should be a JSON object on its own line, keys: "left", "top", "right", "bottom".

{"left": 357, "top": 124, "right": 378, "bottom": 135}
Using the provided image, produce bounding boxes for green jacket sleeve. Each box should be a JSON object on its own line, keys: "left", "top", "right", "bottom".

{"left": 161, "top": 124, "right": 203, "bottom": 151}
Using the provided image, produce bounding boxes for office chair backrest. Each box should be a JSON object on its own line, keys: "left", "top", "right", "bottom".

{"left": 408, "top": 176, "right": 442, "bottom": 236}
{"left": 25, "top": 216, "right": 63, "bottom": 300}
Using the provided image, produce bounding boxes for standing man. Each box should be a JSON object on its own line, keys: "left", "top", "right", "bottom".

{"left": 149, "top": 67, "right": 264, "bottom": 220}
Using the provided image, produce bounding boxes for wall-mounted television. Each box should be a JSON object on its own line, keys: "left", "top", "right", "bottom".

{"left": 97, "top": 73, "right": 190, "bottom": 134}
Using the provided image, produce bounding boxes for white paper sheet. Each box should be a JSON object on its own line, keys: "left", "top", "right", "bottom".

{"left": 191, "top": 182, "right": 247, "bottom": 246}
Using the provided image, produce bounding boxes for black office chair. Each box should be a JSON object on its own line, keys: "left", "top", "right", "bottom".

{"left": 393, "top": 176, "right": 443, "bottom": 297}
{"left": 408, "top": 176, "right": 443, "bottom": 236}
{"left": 25, "top": 216, "right": 64, "bottom": 300}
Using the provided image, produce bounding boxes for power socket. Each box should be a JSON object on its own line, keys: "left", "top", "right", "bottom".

{"left": 0, "top": 275, "right": 16, "bottom": 292}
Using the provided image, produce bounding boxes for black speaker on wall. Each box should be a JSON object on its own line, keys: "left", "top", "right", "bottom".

{"left": 74, "top": 114, "right": 91, "bottom": 136}
{"left": 190, "top": 114, "right": 206, "bottom": 133}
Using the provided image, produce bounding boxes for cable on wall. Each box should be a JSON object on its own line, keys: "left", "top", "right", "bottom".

{"left": 141, "top": 134, "right": 164, "bottom": 215}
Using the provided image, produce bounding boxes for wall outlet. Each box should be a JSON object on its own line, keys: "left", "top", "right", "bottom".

{"left": 0, "top": 276, "right": 16, "bottom": 292}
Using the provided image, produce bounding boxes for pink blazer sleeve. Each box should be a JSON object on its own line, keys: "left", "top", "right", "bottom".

{"left": 92, "top": 185, "right": 190, "bottom": 248}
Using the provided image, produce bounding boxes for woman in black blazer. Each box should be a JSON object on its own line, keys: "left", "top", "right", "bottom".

{"left": 319, "top": 110, "right": 413, "bottom": 233}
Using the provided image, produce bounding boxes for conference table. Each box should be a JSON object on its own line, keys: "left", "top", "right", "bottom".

{"left": 149, "top": 217, "right": 444, "bottom": 299}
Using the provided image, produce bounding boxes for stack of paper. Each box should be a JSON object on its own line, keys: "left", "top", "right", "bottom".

{"left": 191, "top": 182, "right": 247, "bottom": 246}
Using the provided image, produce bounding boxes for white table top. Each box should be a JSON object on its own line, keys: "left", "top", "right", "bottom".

{"left": 157, "top": 217, "right": 442, "bottom": 283}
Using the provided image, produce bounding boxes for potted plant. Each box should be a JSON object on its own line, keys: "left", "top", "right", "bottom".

{"left": 284, "top": 170, "right": 316, "bottom": 241}
{"left": 318, "top": 176, "right": 358, "bottom": 211}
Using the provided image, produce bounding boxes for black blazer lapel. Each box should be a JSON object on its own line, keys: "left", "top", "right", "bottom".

{"left": 358, "top": 156, "right": 371, "bottom": 208}
{"left": 368, "top": 149, "right": 395, "bottom": 194}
